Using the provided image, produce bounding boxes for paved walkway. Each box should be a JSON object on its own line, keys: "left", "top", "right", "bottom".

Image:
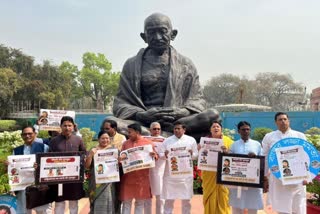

{"left": 77, "top": 193, "right": 277, "bottom": 214}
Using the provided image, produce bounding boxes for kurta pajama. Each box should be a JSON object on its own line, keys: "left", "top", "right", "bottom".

{"left": 49, "top": 134, "right": 86, "bottom": 204}
{"left": 160, "top": 134, "right": 198, "bottom": 214}
{"left": 119, "top": 138, "right": 154, "bottom": 201}
{"left": 262, "top": 129, "right": 307, "bottom": 214}
{"left": 229, "top": 138, "right": 263, "bottom": 211}
{"left": 148, "top": 136, "right": 166, "bottom": 214}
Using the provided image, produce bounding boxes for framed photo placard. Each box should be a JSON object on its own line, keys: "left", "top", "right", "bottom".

{"left": 35, "top": 152, "right": 85, "bottom": 185}
{"left": 217, "top": 153, "right": 265, "bottom": 188}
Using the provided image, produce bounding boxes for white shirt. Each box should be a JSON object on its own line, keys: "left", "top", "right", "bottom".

{"left": 148, "top": 135, "right": 166, "bottom": 196}
{"left": 262, "top": 128, "right": 306, "bottom": 214}
{"left": 160, "top": 134, "right": 198, "bottom": 200}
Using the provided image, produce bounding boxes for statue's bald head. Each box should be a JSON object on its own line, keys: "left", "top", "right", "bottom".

{"left": 144, "top": 13, "right": 173, "bottom": 31}
{"left": 141, "top": 13, "right": 178, "bottom": 54}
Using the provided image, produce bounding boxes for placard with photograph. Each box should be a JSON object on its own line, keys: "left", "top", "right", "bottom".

{"left": 268, "top": 137, "right": 320, "bottom": 184}
{"left": 217, "top": 153, "right": 265, "bottom": 188}
{"left": 197, "top": 137, "right": 223, "bottom": 171}
{"left": 38, "top": 109, "right": 75, "bottom": 131}
{"left": 167, "top": 144, "right": 193, "bottom": 178}
{"left": 35, "top": 152, "right": 85, "bottom": 184}
{"left": 120, "top": 145, "right": 155, "bottom": 174}
{"left": 275, "top": 145, "right": 310, "bottom": 185}
{"left": 7, "top": 154, "right": 36, "bottom": 191}
{"left": 94, "top": 149, "right": 120, "bottom": 184}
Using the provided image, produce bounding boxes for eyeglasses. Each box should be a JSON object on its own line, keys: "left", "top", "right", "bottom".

{"left": 152, "top": 128, "right": 161, "bottom": 130}
{"left": 22, "top": 133, "right": 34, "bottom": 136}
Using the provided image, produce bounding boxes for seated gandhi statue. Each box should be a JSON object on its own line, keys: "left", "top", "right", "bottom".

{"left": 112, "top": 12, "right": 219, "bottom": 139}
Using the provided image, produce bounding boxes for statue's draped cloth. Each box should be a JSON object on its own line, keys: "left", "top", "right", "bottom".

{"left": 113, "top": 47, "right": 206, "bottom": 120}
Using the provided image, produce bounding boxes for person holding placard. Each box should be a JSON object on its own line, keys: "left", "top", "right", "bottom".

{"left": 147, "top": 122, "right": 166, "bottom": 214}
{"left": 201, "top": 121, "right": 233, "bottom": 214}
{"left": 229, "top": 121, "right": 263, "bottom": 214}
{"left": 119, "top": 123, "right": 157, "bottom": 214}
{"left": 262, "top": 112, "right": 307, "bottom": 214}
{"left": 160, "top": 121, "right": 198, "bottom": 214}
{"left": 49, "top": 116, "right": 86, "bottom": 214}
{"left": 12, "top": 126, "right": 51, "bottom": 214}
{"left": 85, "top": 130, "right": 121, "bottom": 214}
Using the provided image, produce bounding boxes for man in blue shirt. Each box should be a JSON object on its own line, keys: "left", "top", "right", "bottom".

{"left": 13, "top": 126, "right": 51, "bottom": 214}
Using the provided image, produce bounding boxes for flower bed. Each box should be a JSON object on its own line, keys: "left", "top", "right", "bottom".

{"left": 193, "top": 160, "right": 203, "bottom": 194}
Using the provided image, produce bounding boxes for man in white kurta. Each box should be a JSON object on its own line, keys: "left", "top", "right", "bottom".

{"left": 160, "top": 122, "right": 198, "bottom": 214}
{"left": 146, "top": 122, "right": 166, "bottom": 214}
{"left": 229, "top": 121, "right": 263, "bottom": 214}
{"left": 262, "top": 112, "right": 307, "bottom": 214}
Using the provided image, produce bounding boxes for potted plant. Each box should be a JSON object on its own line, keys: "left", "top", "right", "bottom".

{"left": 305, "top": 127, "right": 320, "bottom": 213}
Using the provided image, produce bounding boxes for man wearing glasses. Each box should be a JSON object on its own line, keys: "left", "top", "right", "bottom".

{"left": 146, "top": 122, "right": 166, "bottom": 214}
{"left": 12, "top": 126, "right": 51, "bottom": 214}
{"left": 100, "top": 119, "right": 126, "bottom": 150}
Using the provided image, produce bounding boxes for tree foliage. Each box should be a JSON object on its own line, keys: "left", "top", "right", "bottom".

{"left": 79, "top": 52, "right": 120, "bottom": 111}
{"left": 203, "top": 74, "right": 256, "bottom": 107}
{"left": 0, "top": 68, "right": 20, "bottom": 117}
{"left": 252, "top": 127, "right": 273, "bottom": 142}
{"left": 0, "top": 44, "right": 120, "bottom": 117}
{"left": 254, "top": 72, "right": 304, "bottom": 111}
{"left": 203, "top": 72, "right": 305, "bottom": 111}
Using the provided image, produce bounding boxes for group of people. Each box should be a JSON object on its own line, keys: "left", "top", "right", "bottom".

{"left": 12, "top": 116, "right": 86, "bottom": 214}
{"left": 10, "top": 9, "right": 310, "bottom": 214}
{"left": 11, "top": 110, "right": 309, "bottom": 214}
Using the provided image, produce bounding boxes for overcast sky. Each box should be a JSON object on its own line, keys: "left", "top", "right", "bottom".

{"left": 1, "top": 0, "right": 319, "bottom": 92}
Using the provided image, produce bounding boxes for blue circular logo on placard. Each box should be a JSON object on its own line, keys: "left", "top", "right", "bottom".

{"left": 268, "top": 137, "right": 320, "bottom": 179}
{"left": 0, "top": 194, "right": 17, "bottom": 214}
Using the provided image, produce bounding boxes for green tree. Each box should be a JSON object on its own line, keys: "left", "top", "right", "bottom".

{"left": 252, "top": 127, "right": 273, "bottom": 142}
{"left": 0, "top": 44, "right": 34, "bottom": 76}
{"left": 0, "top": 68, "right": 20, "bottom": 118}
{"left": 58, "top": 61, "right": 82, "bottom": 108}
{"left": 79, "top": 52, "right": 120, "bottom": 111}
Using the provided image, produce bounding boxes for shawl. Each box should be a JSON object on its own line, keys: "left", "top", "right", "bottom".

{"left": 113, "top": 47, "right": 206, "bottom": 120}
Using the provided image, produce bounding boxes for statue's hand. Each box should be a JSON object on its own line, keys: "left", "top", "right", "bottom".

{"left": 154, "top": 108, "right": 190, "bottom": 122}
{"left": 136, "top": 107, "right": 190, "bottom": 123}
{"left": 171, "top": 108, "right": 190, "bottom": 119}
{"left": 136, "top": 108, "right": 167, "bottom": 123}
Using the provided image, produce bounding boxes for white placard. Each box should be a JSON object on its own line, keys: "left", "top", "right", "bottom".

{"left": 167, "top": 144, "right": 193, "bottom": 178}
{"left": 94, "top": 149, "right": 120, "bottom": 183}
{"left": 38, "top": 109, "right": 75, "bottom": 131}
{"left": 120, "top": 145, "right": 155, "bottom": 174}
{"left": 275, "top": 145, "right": 311, "bottom": 185}
{"left": 220, "top": 155, "right": 261, "bottom": 185}
{"left": 197, "top": 137, "right": 223, "bottom": 171}
{"left": 8, "top": 155, "right": 35, "bottom": 191}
